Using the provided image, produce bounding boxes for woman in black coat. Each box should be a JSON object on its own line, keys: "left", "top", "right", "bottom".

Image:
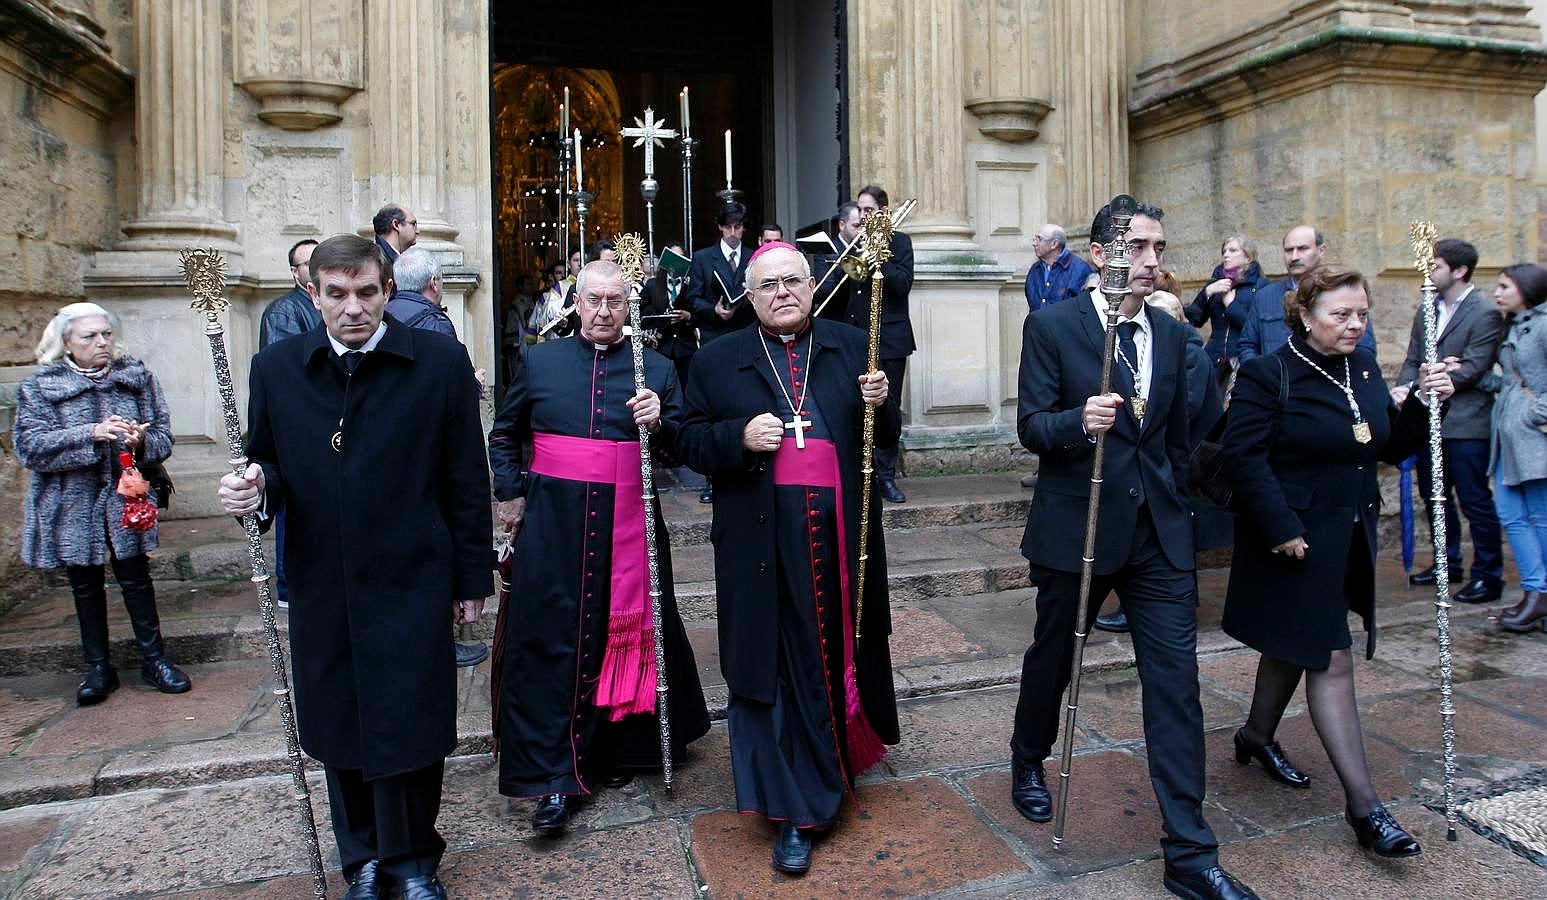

{"left": 1221, "top": 265, "right": 1453, "bottom": 859}
{"left": 1186, "top": 235, "right": 1270, "bottom": 391}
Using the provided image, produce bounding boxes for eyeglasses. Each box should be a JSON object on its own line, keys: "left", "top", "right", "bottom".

{"left": 580, "top": 297, "right": 627, "bottom": 311}
{"left": 751, "top": 274, "right": 808, "bottom": 296}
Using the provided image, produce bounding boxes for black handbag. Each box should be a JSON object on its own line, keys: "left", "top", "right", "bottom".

{"left": 139, "top": 458, "right": 174, "bottom": 509}
{"left": 1188, "top": 355, "right": 1288, "bottom": 509}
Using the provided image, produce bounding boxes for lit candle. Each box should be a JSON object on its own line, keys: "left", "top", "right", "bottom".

{"left": 680, "top": 88, "right": 690, "bottom": 137}
{"left": 574, "top": 128, "right": 583, "bottom": 188}
{"left": 561, "top": 86, "right": 570, "bottom": 136}
{"left": 724, "top": 129, "right": 732, "bottom": 186}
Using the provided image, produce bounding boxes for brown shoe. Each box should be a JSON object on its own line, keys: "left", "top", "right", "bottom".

{"left": 1500, "top": 592, "right": 1547, "bottom": 633}
{"left": 1493, "top": 590, "right": 1539, "bottom": 622}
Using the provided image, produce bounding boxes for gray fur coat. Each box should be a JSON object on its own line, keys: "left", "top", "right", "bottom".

{"left": 12, "top": 357, "right": 173, "bottom": 568}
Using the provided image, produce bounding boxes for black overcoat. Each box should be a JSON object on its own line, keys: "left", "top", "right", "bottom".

{"left": 677, "top": 318, "right": 902, "bottom": 743}
{"left": 685, "top": 243, "right": 755, "bottom": 344}
{"left": 836, "top": 231, "right": 916, "bottom": 361}
{"left": 246, "top": 319, "right": 494, "bottom": 778}
{"left": 1221, "top": 339, "right": 1430, "bottom": 667}
{"left": 1017, "top": 291, "right": 1196, "bottom": 575}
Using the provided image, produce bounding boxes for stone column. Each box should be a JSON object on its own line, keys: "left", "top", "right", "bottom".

{"left": 366, "top": 0, "right": 462, "bottom": 259}
{"left": 235, "top": 0, "right": 364, "bottom": 131}
{"left": 1053, "top": 0, "right": 1129, "bottom": 230}
{"left": 114, "top": 0, "right": 239, "bottom": 252}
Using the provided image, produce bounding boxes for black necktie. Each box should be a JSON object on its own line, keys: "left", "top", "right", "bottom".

{"left": 1117, "top": 322, "right": 1139, "bottom": 390}
{"left": 342, "top": 350, "right": 364, "bottom": 374}
{"left": 728, "top": 250, "right": 738, "bottom": 272}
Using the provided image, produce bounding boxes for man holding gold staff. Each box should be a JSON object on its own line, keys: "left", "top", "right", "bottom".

{"left": 679, "top": 241, "right": 899, "bottom": 875}
{"left": 487, "top": 259, "right": 709, "bottom": 836}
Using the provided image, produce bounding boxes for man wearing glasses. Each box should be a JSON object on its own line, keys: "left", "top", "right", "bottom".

{"left": 1023, "top": 223, "right": 1094, "bottom": 312}
{"left": 371, "top": 203, "right": 419, "bottom": 265}
{"left": 679, "top": 242, "right": 900, "bottom": 875}
{"left": 487, "top": 260, "right": 710, "bottom": 837}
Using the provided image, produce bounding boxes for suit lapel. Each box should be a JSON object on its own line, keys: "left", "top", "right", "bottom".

{"left": 1139, "top": 321, "right": 1174, "bottom": 438}
{"left": 1078, "top": 294, "right": 1142, "bottom": 439}
{"left": 1436, "top": 288, "right": 1477, "bottom": 344}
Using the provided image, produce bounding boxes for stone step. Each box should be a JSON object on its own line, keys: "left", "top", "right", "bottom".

{"left": 143, "top": 472, "right": 1032, "bottom": 581}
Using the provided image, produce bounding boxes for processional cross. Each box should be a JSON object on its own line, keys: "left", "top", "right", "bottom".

{"left": 621, "top": 108, "right": 678, "bottom": 177}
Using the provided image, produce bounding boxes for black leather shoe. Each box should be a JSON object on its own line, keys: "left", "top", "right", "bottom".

{"left": 1347, "top": 805, "right": 1422, "bottom": 858}
{"left": 1233, "top": 728, "right": 1310, "bottom": 788}
{"left": 397, "top": 874, "right": 448, "bottom": 900}
{"left": 532, "top": 793, "right": 573, "bottom": 835}
{"left": 76, "top": 663, "right": 119, "bottom": 706}
{"left": 880, "top": 479, "right": 907, "bottom": 504}
{"left": 141, "top": 657, "right": 191, "bottom": 694}
{"left": 1163, "top": 865, "right": 1259, "bottom": 899}
{"left": 1093, "top": 611, "right": 1129, "bottom": 633}
{"left": 699, "top": 484, "right": 714, "bottom": 504}
{"left": 1409, "top": 565, "right": 1464, "bottom": 586}
{"left": 343, "top": 859, "right": 383, "bottom": 900}
{"left": 771, "top": 823, "right": 812, "bottom": 874}
{"left": 1455, "top": 578, "right": 1503, "bottom": 605}
{"left": 1010, "top": 759, "right": 1052, "bottom": 823}
{"left": 600, "top": 771, "right": 634, "bottom": 789}
{"left": 454, "top": 640, "right": 489, "bottom": 668}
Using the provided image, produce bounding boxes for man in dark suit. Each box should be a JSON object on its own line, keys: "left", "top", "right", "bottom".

{"left": 372, "top": 203, "right": 418, "bottom": 265}
{"left": 641, "top": 241, "right": 698, "bottom": 389}
{"left": 1238, "top": 225, "right": 1376, "bottom": 363}
{"left": 1011, "top": 200, "right": 1257, "bottom": 900}
{"left": 219, "top": 234, "right": 491, "bottom": 900}
{"left": 851, "top": 185, "right": 916, "bottom": 503}
{"left": 685, "top": 202, "right": 755, "bottom": 502}
{"left": 1393, "top": 238, "right": 1504, "bottom": 603}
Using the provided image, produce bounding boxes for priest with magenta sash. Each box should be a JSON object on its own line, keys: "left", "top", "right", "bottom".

{"left": 679, "top": 242, "right": 900, "bottom": 875}
{"left": 487, "top": 259, "right": 709, "bottom": 836}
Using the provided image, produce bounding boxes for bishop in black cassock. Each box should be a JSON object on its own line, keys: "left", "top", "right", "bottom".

{"left": 487, "top": 260, "right": 709, "bottom": 836}
{"left": 679, "top": 243, "right": 900, "bottom": 876}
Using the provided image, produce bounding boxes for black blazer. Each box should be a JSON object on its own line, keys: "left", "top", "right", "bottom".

{"left": 1395, "top": 287, "right": 1502, "bottom": 440}
{"left": 1017, "top": 291, "right": 1195, "bottom": 575}
{"left": 676, "top": 318, "right": 900, "bottom": 743}
{"left": 685, "top": 243, "right": 755, "bottom": 344}
{"left": 641, "top": 271, "right": 698, "bottom": 361}
{"left": 838, "top": 231, "right": 916, "bottom": 360}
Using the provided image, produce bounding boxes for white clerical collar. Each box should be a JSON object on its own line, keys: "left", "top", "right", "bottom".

{"left": 328, "top": 322, "right": 387, "bottom": 357}
{"left": 1086, "top": 287, "right": 1152, "bottom": 333}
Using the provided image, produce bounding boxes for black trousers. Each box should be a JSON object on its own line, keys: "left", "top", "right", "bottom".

{"left": 1417, "top": 437, "right": 1503, "bottom": 583}
{"left": 1010, "top": 511, "right": 1218, "bottom": 873}
{"left": 875, "top": 357, "right": 907, "bottom": 481}
{"left": 325, "top": 761, "right": 446, "bottom": 882}
{"left": 66, "top": 551, "right": 164, "bottom": 666}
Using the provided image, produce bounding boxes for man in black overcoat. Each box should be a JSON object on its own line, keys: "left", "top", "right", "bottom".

{"left": 684, "top": 202, "right": 755, "bottom": 503}
{"left": 219, "top": 234, "right": 491, "bottom": 900}
{"left": 1011, "top": 202, "right": 1257, "bottom": 900}
{"left": 640, "top": 241, "right": 699, "bottom": 390}
{"left": 487, "top": 260, "right": 709, "bottom": 835}
{"left": 678, "top": 242, "right": 900, "bottom": 876}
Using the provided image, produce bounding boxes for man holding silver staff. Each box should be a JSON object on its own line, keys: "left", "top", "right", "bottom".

{"left": 679, "top": 242, "right": 899, "bottom": 876}
{"left": 1010, "top": 201, "right": 1257, "bottom": 900}
{"left": 487, "top": 259, "right": 710, "bottom": 836}
{"left": 217, "top": 234, "right": 492, "bottom": 900}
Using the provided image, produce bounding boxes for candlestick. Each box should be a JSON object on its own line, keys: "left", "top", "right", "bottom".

{"left": 680, "top": 88, "right": 690, "bottom": 137}
{"left": 574, "top": 128, "right": 583, "bottom": 188}
{"left": 724, "top": 129, "right": 732, "bottom": 187}
{"left": 561, "top": 86, "right": 570, "bottom": 135}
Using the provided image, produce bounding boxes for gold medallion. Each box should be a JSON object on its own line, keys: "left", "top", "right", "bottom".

{"left": 1353, "top": 421, "right": 1372, "bottom": 444}
{"left": 1131, "top": 396, "right": 1147, "bottom": 419}
{"left": 331, "top": 431, "right": 342, "bottom": 452}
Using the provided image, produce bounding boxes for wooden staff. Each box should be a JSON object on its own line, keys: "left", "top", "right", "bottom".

{"left": 179, "top": 248, "right": 327, "bottom": 898}
{"left": 1410, "top": 220, "right": 1460, "bottom": 840}
{"left": 1051, "top": 193, "right": 1138, "bottom": 850}
{"left": 853, "top": 209, "right": 895, "bottom": 640}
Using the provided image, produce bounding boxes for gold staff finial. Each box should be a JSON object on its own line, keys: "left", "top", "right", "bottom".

{"left": 179, "top": 248, "right": 229, "bottom": 319}
{"left": 1409, "top": 220, "right": 1439, "bottom": 276}
{"left": 613, "top": 232, "right": 648, "bottom": 288}
{"left": 857, "top": 208, "right": 895, "bottom": 272}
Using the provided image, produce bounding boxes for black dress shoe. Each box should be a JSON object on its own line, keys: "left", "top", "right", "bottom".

{"left": 397, "top": 874, "right": 449, "bottom": 900}
{"left": 698, "top": 484, "right": 714, "bottom": 504}
{"left": 1455, "top": 578, "right": 1503, "bottom": 605}
{"left": 880, "top": 479, "right": 907, "bottom": 503}
{"left": 1163, "top": 865, "right": 1259, "bottom": 900}
{"left": 1347, "top": 804, "right": 1421, "bottom": 857}
{"left": 76, "top": 663, "right": 119, "bottom": 706}
{"left": 1010, "top": 759, "right": 1052, "bottom": 823}
{"left": 1409, "top": 564, "right": 1465, "bottom": 586}
{"left": 1233, "top": 728, "right": 1310, "bottom": 788}
{"left": 1093, "top": 611, "right": 1129, "bottom": 633}
{"left": 771, "top": 823, "right": 812, "bottom": 874}
{"left": 141, "top": 657, "right": 191, "bottom": 694}
{"left": 532, "top": 793, "right": 573, "bottom": 835}
{"left": 343, "top": 859, "right": 383, "bottom": 900}
{"left": 454, "top": 640, "right": 489, "bottom": 668}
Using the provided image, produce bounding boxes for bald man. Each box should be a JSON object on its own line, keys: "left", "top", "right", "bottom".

{"left": 1238, "top": 226, "right": 1376, "bottom": 363}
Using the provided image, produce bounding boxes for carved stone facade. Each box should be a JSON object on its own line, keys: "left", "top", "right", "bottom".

{"left": 2, "top": 0, "right": 1545, "bottom": 509}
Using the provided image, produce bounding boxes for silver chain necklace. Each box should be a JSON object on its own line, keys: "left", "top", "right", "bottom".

{"left": 1288, "top": 338, "right": 1371, "bottom": 443}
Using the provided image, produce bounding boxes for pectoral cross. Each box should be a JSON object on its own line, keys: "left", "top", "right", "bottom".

{"left": 620, "top": 107, "right": 678, "bottom": 178}
{"left": 784, "top": 413, "right": 812, "bottom": 449}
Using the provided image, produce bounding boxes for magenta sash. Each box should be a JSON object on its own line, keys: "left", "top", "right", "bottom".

{"left": 530, "top": 432, "right": 655, "bottom": 721}
{"left": 772, "top": 438, "right": 887, "bottom": 775}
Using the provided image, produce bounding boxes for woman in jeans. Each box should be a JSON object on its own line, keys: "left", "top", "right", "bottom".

{"left": 12, "top": 302, "right": 190, "bottom": 704}
{"left": 1482, "top": 263, "right": 1547, "bottom": 631}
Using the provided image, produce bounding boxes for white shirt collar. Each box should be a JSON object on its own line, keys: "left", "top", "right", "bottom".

{"left": 327, "top": 322, "right": 387, "bottom": 357}
{"left": 721, "top": 240, "right": 740, "bottom": 262}
{"left": 1086, "top": 287, "right": 1152, "bottom": 334}
{"left": 1446, "top": 283, "right": 1476, "bottom": 307}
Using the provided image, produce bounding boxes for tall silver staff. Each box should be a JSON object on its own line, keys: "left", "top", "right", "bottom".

{"left": 678, "top": 87, "right": 695, "bottom": 253}
{"left": 621, "top": 107, "right": 678, "bottom": 260}
{"left": 558, "top": 87, "right": 572, "bottom": 269}
{"left": 1410, "top": 220, "right": 1460, "bottom": 841}
{"left": 1051, "top": 193, "right": 1138, "bottom": 849}
{"left": 179, "top": 248, "right": 327, "bottom": 898}
{"left": 613, "top": 232, "right": 675, "bottom": 793}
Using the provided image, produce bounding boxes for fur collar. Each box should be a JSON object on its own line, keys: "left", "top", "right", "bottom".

{"left": 31, "top": 357, "right": 151, "bottom": 402}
